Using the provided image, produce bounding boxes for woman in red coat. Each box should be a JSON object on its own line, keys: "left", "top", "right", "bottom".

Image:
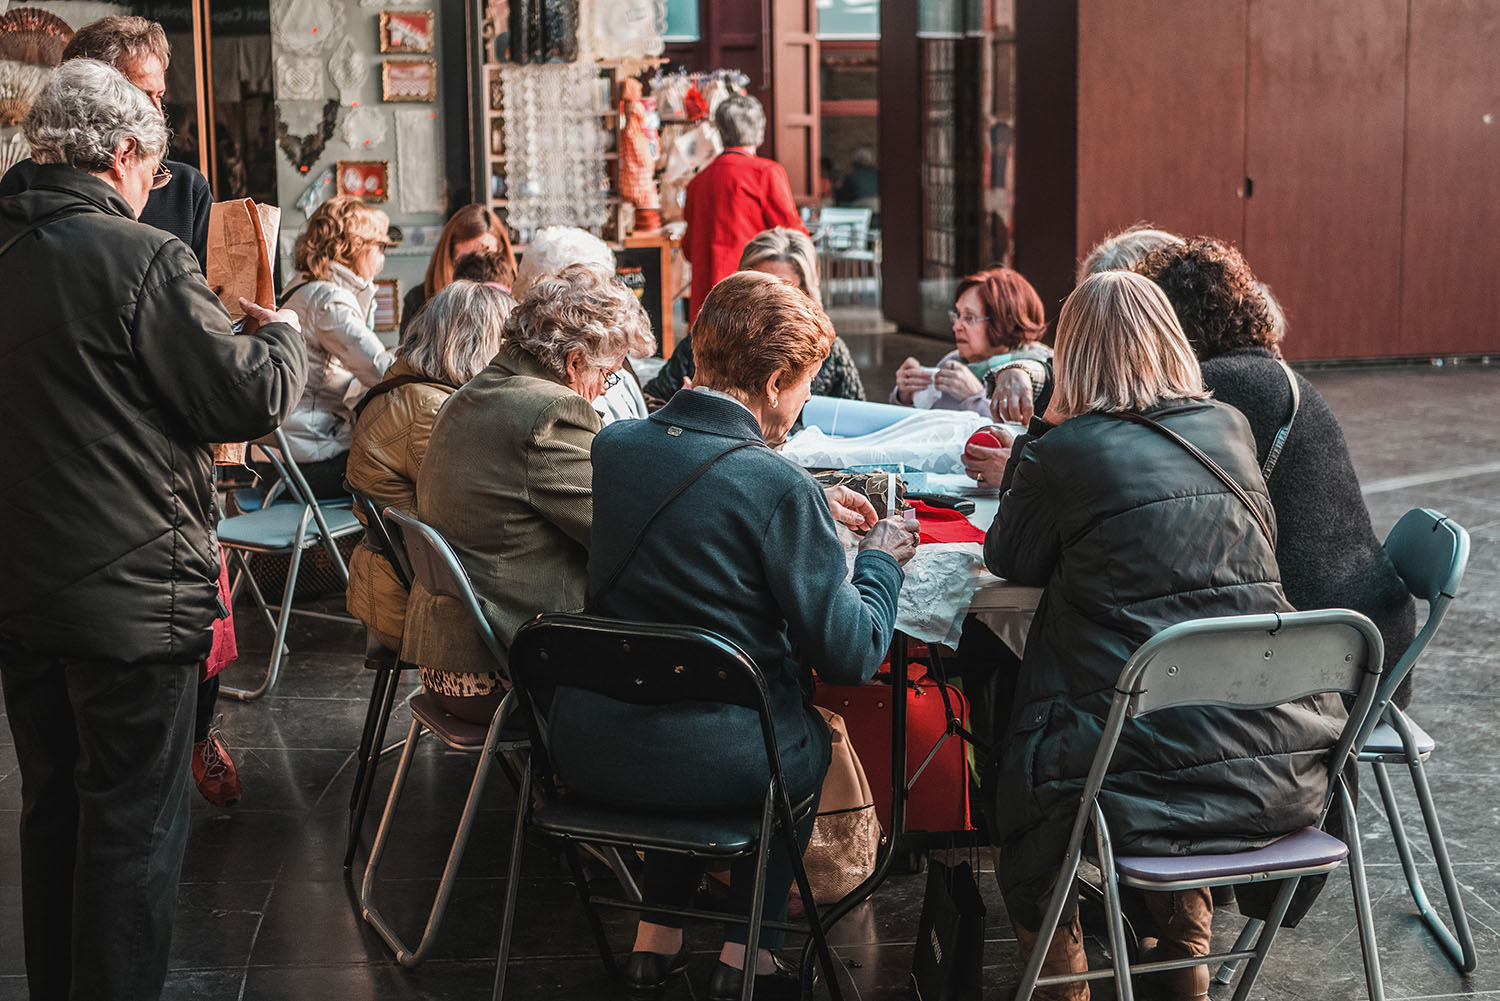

{"left": 684, "top": 93, "right": 807, "bottom": 320}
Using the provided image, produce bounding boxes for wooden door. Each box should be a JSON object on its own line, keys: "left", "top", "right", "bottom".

{"left": 1399, "top": 0, "right": 1500, "bottom": 355}
{"left": 1243, "top": 0, "right": 1408, "bottom": 360}
{"left": 768, "top": 0, "right": 820, "bottom": 201}
{"left": 1075, "top": 0, "right": 1248, "bottom": 262}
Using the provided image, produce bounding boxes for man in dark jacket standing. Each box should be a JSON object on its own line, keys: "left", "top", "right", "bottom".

{"left": 0, "top": 60, "right": 306, "bottom": 1001}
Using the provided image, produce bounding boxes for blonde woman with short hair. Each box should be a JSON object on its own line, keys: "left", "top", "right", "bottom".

{"left": 982, "top": 271, "right": 1343, "bottom": 1001}
{"left": 277, "top": 195, "right": 398, "bottom": 495}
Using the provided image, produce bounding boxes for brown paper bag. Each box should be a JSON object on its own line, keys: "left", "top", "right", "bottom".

{"left": 207, "top": 199, "right": 281, "bottom": 464}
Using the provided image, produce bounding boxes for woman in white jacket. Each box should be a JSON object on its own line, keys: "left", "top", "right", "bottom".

{"left": 276, "top": 195, "right": 396, "bottom": 496}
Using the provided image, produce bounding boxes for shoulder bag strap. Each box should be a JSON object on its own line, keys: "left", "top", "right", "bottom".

{"left": 275, "top": 280, "right": 312, "bottom": 308}
{"left": 352, "top": 373, "right": 455, "bottom": 418}
{"left": 1259, "top": 359, "right": 1301, "bottom": 480}
{"left": 588, "top": 439, "right": 764, "bottom": 611}
{"left": 0, "top": 209, "right": 88, "bottom": 262}
{"left": 1107, "top": 410, "right": 1275, "bottom": 546}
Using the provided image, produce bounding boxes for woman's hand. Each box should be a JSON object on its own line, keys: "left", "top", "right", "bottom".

{"left": 989, "top": 367, "right": 1035, "bottom": 424}
{"left": 239, "top": 297, "right": 300, "bottom": 336}
{"left": 859, "top": 515, "right": 920, "bottom": 566}
{"left": 824, "top": 485, "right": 879, "bottom": 533}
{"left": 933, "top": 359, "right": 983, "bottom": 400}
{"left": 961, "top": 425, "right": 1015, "bottom": 487}
{"left": 893, "top": 356, "right": 933, "bottom": 404}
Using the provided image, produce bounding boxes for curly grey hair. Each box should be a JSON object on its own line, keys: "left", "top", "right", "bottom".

{"left": 511, "top": 226, "right": 615, "bottom": 298}
{"left": 505, "top": 264, "right": 655, "bottom": 380}
{"left": 715, "top": 93, "right": 766, "bottom": 149}
{"left": 399, "top": 280, "right": 514, "bottom": 386}
{"left": 23, "top": 59, "right": 168, "bottom": 172}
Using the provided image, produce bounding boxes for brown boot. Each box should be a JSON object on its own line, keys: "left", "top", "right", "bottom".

{"left": 1138, "top": 888, "right": 1213, "bottom": 1001}
{"left": 1013, "top": 915, "right": 1090, "bottom": 1001}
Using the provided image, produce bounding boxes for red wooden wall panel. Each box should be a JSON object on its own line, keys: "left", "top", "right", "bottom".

{"left": 1243, "top": 0, "right": 1408, "bottom": 360}
{"left": 1076, "top": 0, "right": 1248, "bottom": 264}
{"left": 1399, "top": 0, "right": 1500, "bottom": 355}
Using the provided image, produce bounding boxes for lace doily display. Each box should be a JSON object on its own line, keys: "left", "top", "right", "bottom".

{"left": 578, "top": 0, "right": 664, "bottom": 62}
{"left": 497, "top": 62, "right": 610, "bottom": 235}
{"left": 270, "top": 0, "right": 344, "bottom": 56}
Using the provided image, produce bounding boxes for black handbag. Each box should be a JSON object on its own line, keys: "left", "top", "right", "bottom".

{"left": 910, "top": 858, "right": 987, "bottom": 1001}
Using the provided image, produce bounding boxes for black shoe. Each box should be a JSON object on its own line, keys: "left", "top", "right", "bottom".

{"left": 623, "top": 948, "right": 689, "bottom": 1000}
{"left": 706, "top": 955, "right": 811, "bottom": 1001}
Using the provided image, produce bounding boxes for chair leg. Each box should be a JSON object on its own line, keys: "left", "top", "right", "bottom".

{"left": 562, "top": 839, "right": 618, "bottom": 984}
{"left": 786, "top": 812, "right": 844, "bottom": 1001}
{"left": 1229, "top": 871, "right": 1305, "bottom": 1001}
{"left": 1213, "top": 918, "right": 1261, "bottom": 985}
{"left": 359, "top": 714, "right": 426, "bottom": 953}
{"left": 223, "top": 519, "right": 309, "bottom": 701}
{"left": 1092, "top": 806, "right": 1135, "bottom": 1001}
{"left": 345, "top": 665, "right": 404, "bottom": 868}
{"left": 492, "top": 756, "right": 532, "bottom": 1001}
{"left": 739, "top": 801, "right": 776, "bottom": 1001}
{"left": 350, "top": 664, "right": 396, "bottom": 808}
{"left": 1375, "top": 756, "right": 1478, "bottom": 973}
{"left": 1342, "top": 786, "right": 1387, "bottom": 1001}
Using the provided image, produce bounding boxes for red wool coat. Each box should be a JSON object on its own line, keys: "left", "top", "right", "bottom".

{"left": 683, "top": 149, "right": 807, "bottom": 320}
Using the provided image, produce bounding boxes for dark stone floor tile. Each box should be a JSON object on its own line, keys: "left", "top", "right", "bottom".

{"left": 160, "top": 969, "right": 247, "bottom": 1000}
{"left": 169, "top": 880, "right": 272, "bottom": 972}
{"left": 0, "top": 886, "right": 20, "bottom": 977}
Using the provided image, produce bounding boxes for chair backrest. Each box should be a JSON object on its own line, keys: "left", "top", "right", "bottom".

{"left": 381, "top": 507, "right": 508, "bottom": 671}
{"left": 508, "top": 612, "right": 789, "bottom": 791}
{"left": 347, "top": 486, "right": 411, "bottom": 590}
{"left": 817, "top": 207, "right": 872, "bottom": 251}
{"left": 1088, "top": 609, "right": 1384, "bottom": 827}
{"left": 1357, "top": 507, "right": 1471, "bottom": 743}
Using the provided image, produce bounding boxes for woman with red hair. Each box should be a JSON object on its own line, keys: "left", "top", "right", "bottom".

{"left": 892, "top": 265, "right": 1049, "bottom": 414}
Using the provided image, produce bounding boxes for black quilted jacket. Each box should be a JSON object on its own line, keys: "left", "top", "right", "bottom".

{"left": 983, "top": 399, "right": 1347, "bottom": 921}
{"left": 0, "top": 166, "right": 306, "bottom": 665}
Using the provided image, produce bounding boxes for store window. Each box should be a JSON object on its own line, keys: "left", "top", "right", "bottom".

{"left": 663, "top": 0, "right": 699, "bottom": 42}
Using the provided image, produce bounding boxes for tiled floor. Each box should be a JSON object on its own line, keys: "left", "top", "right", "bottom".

{"left": 2, "top": 355, "right": 1498, "bottom": 1001}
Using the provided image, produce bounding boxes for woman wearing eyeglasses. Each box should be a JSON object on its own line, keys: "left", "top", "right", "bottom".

{"left": 890, "top": 265, "right": 1050, "bottom": 414}
{"left": 276, "top": 195, "right": 399, "bottom": 497}
{"left": 400, "top": 264, "right": 655, "bottom": 723}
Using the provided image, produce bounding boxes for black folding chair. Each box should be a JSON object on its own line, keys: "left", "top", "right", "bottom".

{"left": 343, "top": 486, "right": 415, "bottom": 869}
{"left": 499, "top": 612, "right": 846, "bottom": 1001}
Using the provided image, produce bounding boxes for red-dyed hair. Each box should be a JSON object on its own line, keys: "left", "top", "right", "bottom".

{"left": 956, "top": 266, "right": 1047, "bottom": 352}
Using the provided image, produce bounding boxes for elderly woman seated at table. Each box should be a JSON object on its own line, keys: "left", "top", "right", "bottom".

{"left": 1138, "top": 237, "right": 1416, "bottom": 704}
{"left": 548, "top": 272, "right": 919, "bottom": 1001}
{"left": 400, "top": 265, "right": 653, "bottom": 724}
{"left": 345, "top": 280, "right": 513, "bottom": 650}
{"left": 892, "top": 265, "right": 1049, "bottom": 414}
{"left": 643, "top": 226, "right": 866, "bottom": 406}
{"left": 983, "top": 271, "right": 1346, "bottom": 1001}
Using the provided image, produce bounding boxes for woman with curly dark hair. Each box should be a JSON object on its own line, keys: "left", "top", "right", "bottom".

{"left": 1138, "top": 237, "right": 1417, "bottom": 704}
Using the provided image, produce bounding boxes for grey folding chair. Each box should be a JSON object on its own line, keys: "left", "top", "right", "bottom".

{"left": 1015, "top": 609, "right": 1386, "bottom": 1001}
{"left": 1216, "top": 509, "right": 1476, "bottom": 985}
{"left": 357, "top": 506, "right": 530, "bottom": 966}
{"left": 1359, "top": 508, "right": 1474, "bottom": 972}
{"left": 218, "top": 428, "right": 362, "bottom": 701}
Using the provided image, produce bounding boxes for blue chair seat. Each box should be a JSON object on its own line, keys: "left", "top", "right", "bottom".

{"left": 218, "top": 503, "right": 361, "bottom": 551}
{"left": 532, "top": 800, "right": 765, "bottom": 857}
{"left": 1116, "top": 827, "right": 1348, "bottom": 886}
{"left": 1359, "top": 718, "right": 1435, "bottom": 760}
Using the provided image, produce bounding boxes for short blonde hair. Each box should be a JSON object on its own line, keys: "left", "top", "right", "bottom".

{"left": 738, "top": 227, "right": 821, "bottom": 302}
{"left": 504, "top": 264, "right": 654, "bottom": 380}
{"left": 1048, "top": 271, "right": 1209, "bottom": 422}
{"left": 293, "top": 196, "right": 389, "bottom": 281}
{"left": 693, "top": 271, "right": 834, "bottom": 396}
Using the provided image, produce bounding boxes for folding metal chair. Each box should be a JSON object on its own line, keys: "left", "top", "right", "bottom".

{"left": 499, "top": 612, "right": 848, "bottom": 1001}
{"left": 357, "top": 506, "right": 531, "bottom": 966}
{"left": 1358, "top": 508, "right": 1475, "bottom": 972}
{"left": 1215, "top": 509, "right": 1476, "bottom": 985}
{"left": 344, "top": 486, "right": 416, "bottom": 869}
{"left": 1015, "top": 609, "right": 1386, "bottom": 1001}
{"left": 217, "top": 428, "right": 362, "bottom": 701}
{"left": 814, "top": 206, "right": 880, "bottom": 309}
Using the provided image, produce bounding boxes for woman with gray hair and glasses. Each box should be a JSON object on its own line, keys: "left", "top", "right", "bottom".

{"left": 684, "top": 93, "right": 808, "bottom": 321}
{"left": 400, "top": 264, "right": 654, "bottom": 723}
{"left": 0, "top": 59, "right": 305, "bottom": 1000}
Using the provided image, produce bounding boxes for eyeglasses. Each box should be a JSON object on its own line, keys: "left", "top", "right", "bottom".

{"left": 948, "top": 310, "right": 988, "bottom": 326}
{"left": 150, "top": 164, "right": 172, "bottom": 190}
{"left": 600, "top": 368, "right": 622, "bottom": 390}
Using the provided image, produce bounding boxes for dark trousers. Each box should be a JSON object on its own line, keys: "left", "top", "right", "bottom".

{"left": 253, "top": 452, "right": 349, "bottom": 501}
{"left": 194, "top": 673, "right": 218, "bottom": 743}
{"left": 0, "top": 645, "right": 196, "bottom": 1001}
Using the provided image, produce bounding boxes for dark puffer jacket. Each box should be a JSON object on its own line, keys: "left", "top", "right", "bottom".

{"left": 1201, "top": 347, "right": 1416, "bottom": 704}
{"left": 0, "top": 166, "right": 307, "bottom": 666}
{"left": 983, "top": 399, "right": 1347, "bottom": 927}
